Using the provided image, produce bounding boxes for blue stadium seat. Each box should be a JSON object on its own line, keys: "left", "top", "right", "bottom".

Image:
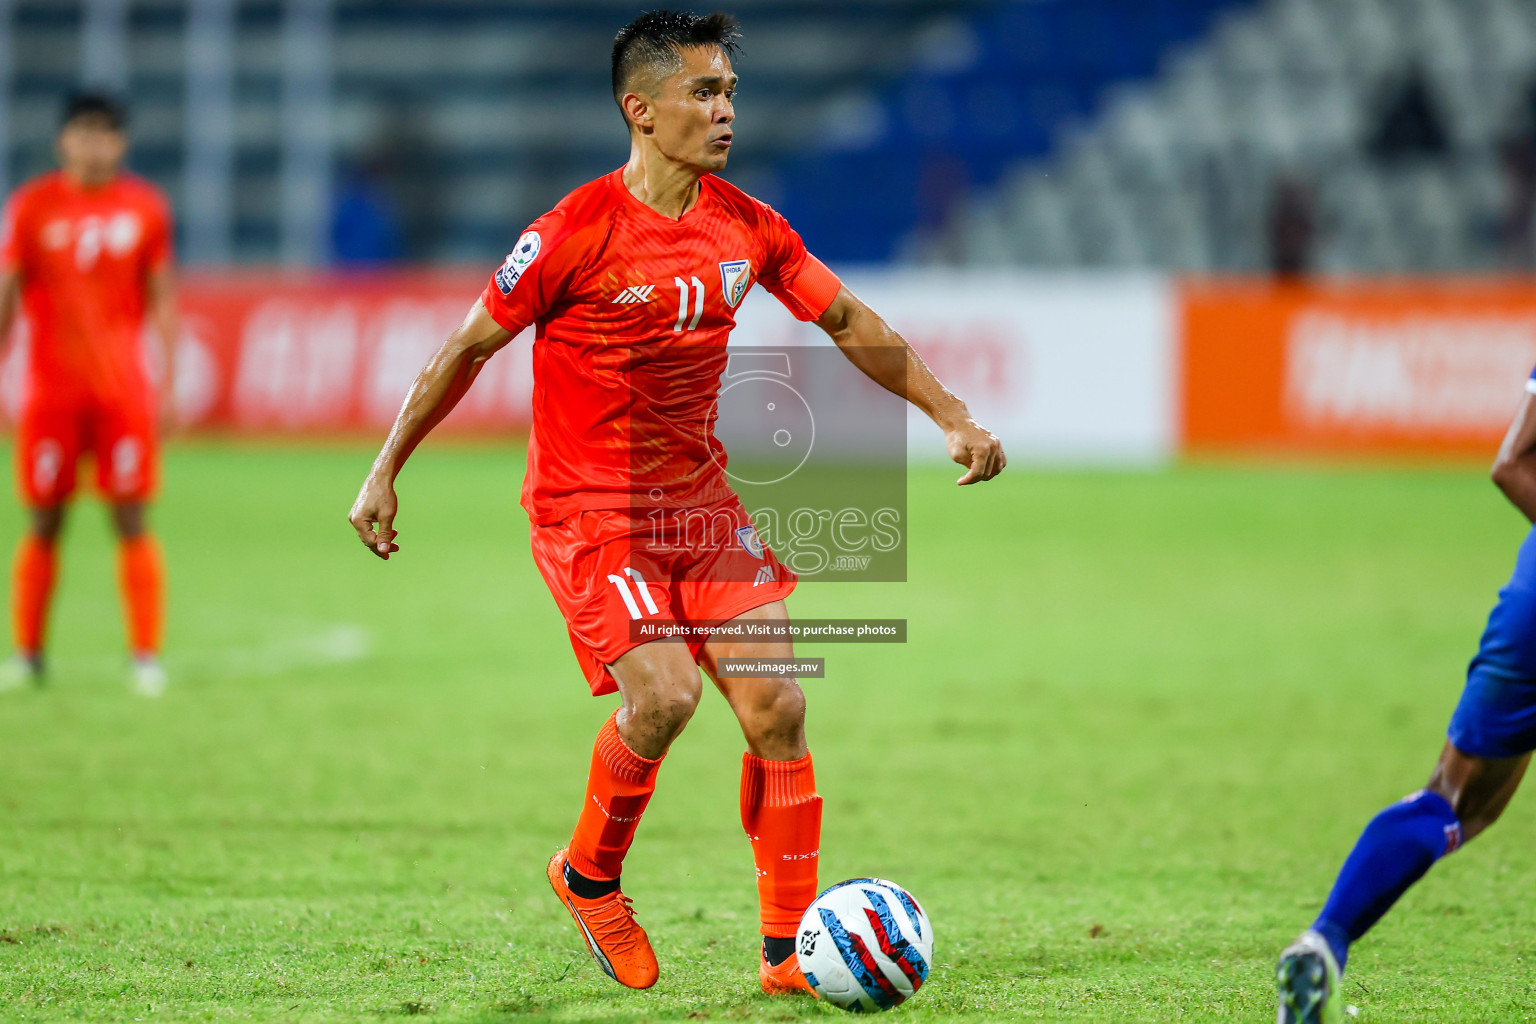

{"left": 778, "top": 0, "right": 1254, "bottom": 262}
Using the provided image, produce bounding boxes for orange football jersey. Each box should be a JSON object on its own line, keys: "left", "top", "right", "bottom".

{"left": 480, "top": 169, "right": 841, "bottom": 526}
{"left": 0, "top": 170, "right": 172, "bottom": 401}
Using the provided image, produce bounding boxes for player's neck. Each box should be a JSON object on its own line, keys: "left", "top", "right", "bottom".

{"left": 61, "top": 166, "right": 118, "bottom": 190}
{"left": 621, "top": 149, "right": 703, "bottom": 221}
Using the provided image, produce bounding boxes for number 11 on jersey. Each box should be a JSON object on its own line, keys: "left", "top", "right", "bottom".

{"left": 607, "top": 567, "right": 660, "bottom": 619}
{"left": 673, "top": 277, "right": 704, "bottom": 332}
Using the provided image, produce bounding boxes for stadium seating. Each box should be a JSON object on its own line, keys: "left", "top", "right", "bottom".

{"left": 10, "top": 0, "right": 1520, "bottom": 272}
{"left": 929, "top": 0, "right": 1536, "bottom": 272}
{"left": 778, "top": 0, "right": 1248, "bottom": 262}
{"left": 0, "top": 0, "right": 981, "bottom": 264}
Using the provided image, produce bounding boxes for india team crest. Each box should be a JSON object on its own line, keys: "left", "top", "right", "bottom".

{"left": 719, "top": 259, "right": 751, "bottom": 308}
{"left": 735, "top": 524, "right": 764, "bottom": 559}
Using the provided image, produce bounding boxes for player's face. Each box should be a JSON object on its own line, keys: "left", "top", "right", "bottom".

{"left": 56, "top": 116, "right": 128, "bottom": 186}
{"left": 651, "top": 45, "right": 736, "bottom": 173}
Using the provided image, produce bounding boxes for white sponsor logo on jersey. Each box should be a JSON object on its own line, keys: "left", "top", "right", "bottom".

{"left": 719, "top": 259, "right": 751, "bottom": 307}
{"left": 106, "top": 212, "right": 141, "bottom": 256}
{"left": 752, "top": 563, "right": 776, "bottom": 587}
{"left": 611, "top": 284, "right": 656, "bottom": 304}
{"left": 41, "top": 220, "right": 70, "bottom": 251}
{"left": 495, "top": 230, "right": 541, "bottom": 294}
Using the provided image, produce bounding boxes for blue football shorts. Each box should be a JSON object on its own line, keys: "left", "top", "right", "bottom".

{"left": 1449, "top": 523, "right": 1536, "bottom": 759}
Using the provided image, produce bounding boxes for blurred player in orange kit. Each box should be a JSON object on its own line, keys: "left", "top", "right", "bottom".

{"left": 350, "top": 10, "right": 1004, "bottom": 996}
{"left": 0, "top": 93, "right": 178, "bottom": 697}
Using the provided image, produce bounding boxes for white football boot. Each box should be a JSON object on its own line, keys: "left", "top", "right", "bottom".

{"left": 1277, "top": 930, "right": 1344, "bottom": 1024}
{"left": 0, "top": 653, "right": 43, "bottom": 693}
{"left": 129, "top": 656, "right": 168, "bottom": 698}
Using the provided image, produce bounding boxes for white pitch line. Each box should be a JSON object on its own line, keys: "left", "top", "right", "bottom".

{"left": 70, "top": 623, "right": 374, "bottom": 680}
{"left": 207, "top": 623, "right": 373, "bottom": 677}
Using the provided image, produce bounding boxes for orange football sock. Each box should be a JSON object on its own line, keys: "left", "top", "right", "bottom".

{"left": 116, "top": 535, "right": 164, "bottom": 657}
{"left": 740, "top": 751, "right": 823, "bottom": 938}
{"left": 12, "top": 535, "right": 58, "bottom": 656}
{"left": 568, "top": 712, "right": 664, "bottom": 881}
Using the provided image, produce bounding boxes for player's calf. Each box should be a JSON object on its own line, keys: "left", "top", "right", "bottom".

{"left": 26, "top": 506, "right": 65, "bottom": 543}
{"left": 1279, "top": 743, "right": 1528, "bottom": 1024}
{"left": 1425, "top": 743, "right": 1529, "bottom": 842}
{"left": 555, "top": 709, "right": 667, "bottom": 988}
{"left": 740, "top": 749, "right": 821, "bottom": 980}
{"left": 11, "top": 531, "right": 59, "bottom": 671}
{"left": 1305, "top": 787, "right": 1461, "bottom": 974}
{"left": 723, "top": 674, "right": 807, "bottom": 760}
{"left": 567, "top": 711, "right": 666, "bottom": 884}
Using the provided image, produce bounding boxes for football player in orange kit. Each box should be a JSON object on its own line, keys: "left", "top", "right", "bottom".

{"left": 0, "top": 93, "right": 177, "bottom": 697}
{"left": 350, "top": 11, "right": 1005, "bottom": 994}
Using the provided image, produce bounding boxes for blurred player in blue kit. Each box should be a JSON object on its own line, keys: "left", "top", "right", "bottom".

{"left": 1277, "top": 364, "right": 1536, "bottom": 1022}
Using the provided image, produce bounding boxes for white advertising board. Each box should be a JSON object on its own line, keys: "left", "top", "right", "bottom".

{"left": 728, "top": 271, "right": 1178, "bottom": 464}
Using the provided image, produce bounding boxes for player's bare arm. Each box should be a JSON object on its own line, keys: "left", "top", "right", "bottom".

{"left": 0, "top": 269, "right": 17, "bottom": 427}
{"left": 815, "top": 285, "right": 1006, "bottom": 485}
{"left": 0, "top": 266, "right": 18, "bottom": 349}
{"left": 1491, "top": 389, "right": 1536, "bottom": 522}
{"left": 348, "top": 300, "right": 514, "bottom": 559}
{"left": 0, "top": 264, "right": 15, "bottom": 327}
{"left": 146, "top": 265, "right": 180, "bottom": 432}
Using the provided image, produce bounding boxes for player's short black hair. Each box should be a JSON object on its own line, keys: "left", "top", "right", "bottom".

{"left": 611, "top": 10, "right": 741, "bottom": 109}
{"left": 60, "top": 91, "right": 128, "bottom": 131}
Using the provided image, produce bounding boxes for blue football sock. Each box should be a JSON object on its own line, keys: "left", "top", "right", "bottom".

{"left": 1312, "top": 789, "right": 1461, "bottom": 972}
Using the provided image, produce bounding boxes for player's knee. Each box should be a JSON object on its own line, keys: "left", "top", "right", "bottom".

{"left": 110, "top": 502, "right": 146, "bottom": 539}
{"left": 742, "top": 678, "right": 806, "bottom": 737}
{"left": 1492, "top": 456, "right": 1519, "bottom": 494}
{"left": 764, "top": 678, "right": 806, "bottom": 727}
{"left": 632, "top": 674, "right": 703, "bottom": 730}
{"left": 27, "top": 506, "right": 65, "bottom": 543}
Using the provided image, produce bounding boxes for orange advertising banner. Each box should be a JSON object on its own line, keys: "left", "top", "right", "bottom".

{"left": 1181, "top": 280, "right": 1536, "bottom": 457}
{"left": 171, "top": 270, "right": 530, "bottom": 434}
{"left": 1, "top": 269, "right": 528, "bottom": 434}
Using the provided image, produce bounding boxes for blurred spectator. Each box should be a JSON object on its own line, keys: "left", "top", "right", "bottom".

{"left": 1497, "top": 80, "right": 1536, "bottom": 268}
{"left": 330, "top": 97, "right": 441, "bottom": 266}
{"left": 1498, "top": 135, "right": 1536, "bottom": 268}
{"left": 1267, "top": 174, "right": 1316, "bottom": 279}
{"left": 916, "top": 148, "right": 970, "bottom": 261}
{"left": 331, "top": 156, "right": 405, "bottom": 267}
{"left": 1368, "top": 66, "right": 1449, "bottom": 163}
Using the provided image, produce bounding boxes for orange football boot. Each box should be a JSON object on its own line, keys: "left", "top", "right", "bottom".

{"left": 760, "top": 948, "right": 817, "bottom": 996}
{"left": 546, "top": 849, "right": 659, "bottom": 989}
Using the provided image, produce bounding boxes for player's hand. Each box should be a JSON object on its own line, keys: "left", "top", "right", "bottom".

{"left": 946, "top": 418, "right": 1006, "bottom": 485}
{"left": 349, "top": 475, "right": 401, "bottom": 559}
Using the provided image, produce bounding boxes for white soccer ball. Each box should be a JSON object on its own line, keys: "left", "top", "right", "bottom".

{"left": 795, "top": 877, "right": 933, "bottom": 1012}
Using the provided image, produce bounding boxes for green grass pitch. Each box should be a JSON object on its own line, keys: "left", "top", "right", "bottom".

{"left": 2, "top": 442, "right": 1535, "bottom": 1023}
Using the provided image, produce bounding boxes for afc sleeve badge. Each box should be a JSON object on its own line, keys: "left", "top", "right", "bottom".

{"left": 495, "top": 230, "right": 542, "bottom": 294}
